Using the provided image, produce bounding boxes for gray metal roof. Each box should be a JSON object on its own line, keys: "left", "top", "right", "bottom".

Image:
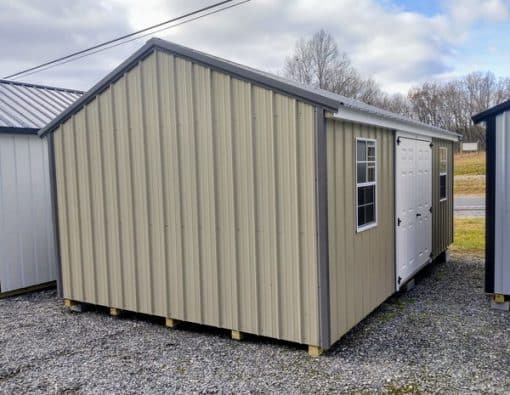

{"left": 0, "top": 79, "right": 82, "bottom": 133}
{"left": 39, "top": 37, "right": 457, "bottom": 139}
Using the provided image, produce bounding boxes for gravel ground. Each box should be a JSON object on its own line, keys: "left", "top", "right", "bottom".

{"left": 1, "top": 254, "right": 510, "bottom": 394}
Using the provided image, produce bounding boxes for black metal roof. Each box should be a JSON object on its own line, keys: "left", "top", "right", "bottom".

{"left": 472, "top": 99, "right": 510, "bottom": 124}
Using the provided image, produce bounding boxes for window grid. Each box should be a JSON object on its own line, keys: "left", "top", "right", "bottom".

{"left": 356, "top": 138, "right": 377, "bottom": 232}
{"left": 439, "top": 147, "right": 447, "bottom": 201}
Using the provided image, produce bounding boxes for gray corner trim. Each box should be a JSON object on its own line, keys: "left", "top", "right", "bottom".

{"left": 39, "top": 38, "right": 341, "bottom": 137}
{"left": 315, "top": 106, "right": 331, "bottom": 349}
{"left": 47, "top": 133, "right": 63, "bottom": 297}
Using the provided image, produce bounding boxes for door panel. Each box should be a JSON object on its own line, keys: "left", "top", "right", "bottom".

{"left": 396, "top": 137, "right": 432, "bottom": 290}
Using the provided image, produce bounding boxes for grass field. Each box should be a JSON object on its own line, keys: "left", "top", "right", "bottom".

{"left": 454, "top": 152, "right": 485, "bottom": 176}
{"left": 450, "top": 217, "right": 485, "bottom": 256}
{"left": 454, "top": 152, "right": 485, "bottom": 196}
{"left": 454, "top": 175, "right": 485, "bottom": 195}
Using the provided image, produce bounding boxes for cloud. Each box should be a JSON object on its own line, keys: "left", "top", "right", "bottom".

{"left": 1, "top": 0, "right": 509, "bottom": 94}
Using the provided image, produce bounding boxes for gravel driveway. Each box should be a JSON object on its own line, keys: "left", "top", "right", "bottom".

{"left": 1, "top": 254, "right": 509, "bottom": 393}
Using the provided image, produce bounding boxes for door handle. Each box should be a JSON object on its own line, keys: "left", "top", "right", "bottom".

{"left": 416, "top": 213, "right": 422, "bottom": 217}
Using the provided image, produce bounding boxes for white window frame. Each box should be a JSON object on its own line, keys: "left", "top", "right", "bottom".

{"left": 439, "top": 147, "right": 447, "bottom": 202}
{"left": 355, "top": 137, "right": 378, "bottom": 232}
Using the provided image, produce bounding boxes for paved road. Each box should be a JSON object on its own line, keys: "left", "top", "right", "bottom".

{"left": 454, "top": 195, "right": 485, "bottom": 217}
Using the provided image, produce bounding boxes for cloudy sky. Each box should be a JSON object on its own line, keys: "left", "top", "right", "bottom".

{"left": 1, "top": 0, "right": 509, "bottom": 94}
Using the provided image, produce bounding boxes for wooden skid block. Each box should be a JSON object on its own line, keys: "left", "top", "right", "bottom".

{"left": 165, "top": 318, "right": 178, "bottom": 328}
{"left": 64, "top": 299, "right": 75, "bottom": 307}
{"left": 308, "top": 345, "right": 324, "bottom": 357}
{"left": 231, "top": 330, "right": 243, "bottom": 341}
{"left": 109, "top": 307, "right": 121, "bottom": 317}
{"left": 494, "top": 294, "right": 506, "bottom": 303}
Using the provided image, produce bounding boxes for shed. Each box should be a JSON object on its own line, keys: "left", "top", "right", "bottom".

{"left": 0, "top": 79, "right": 82, "bottom": 296}
{"left": 473, "top": 101, "right": 510, "bottom": 310}
{"left": 40, "top": 38, "right": 460, "bottom": 354}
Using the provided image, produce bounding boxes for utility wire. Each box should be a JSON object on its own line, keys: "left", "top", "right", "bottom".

{"left": 10, "top": 0, "right": 252, "bottom": 80}
{"left": 4, "top": 0, "right": 240, "bottom": 79}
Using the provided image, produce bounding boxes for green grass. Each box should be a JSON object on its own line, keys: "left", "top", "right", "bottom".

{"left": 454, "top": 152, "right": 486, "bottom": 176}
{"left": 451, "top": 217, "right": 485, "bottom": 256}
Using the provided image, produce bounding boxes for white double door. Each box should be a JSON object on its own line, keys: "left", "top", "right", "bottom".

{"left": 395, "top": 136, "right": 432, "bottom": 290}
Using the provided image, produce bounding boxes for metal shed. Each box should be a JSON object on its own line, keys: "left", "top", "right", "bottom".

{"left": 0, "top": 79, "right": 82, "bottom": 296}
{"left": 39, "top": 38, "right": 460, "bottom": 355}
{"left": 473, "top": 101, "right": 510, "bottom": 310}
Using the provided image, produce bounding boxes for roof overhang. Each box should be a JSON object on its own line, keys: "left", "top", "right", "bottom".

{"left": 0, "top": 126, "right": 39, "bottom": 135}
{"left": 330, "top": 105, "right": 461, "bottom": 142}
{"left": 472, "top": 99, "right": 510, "bottom": 124}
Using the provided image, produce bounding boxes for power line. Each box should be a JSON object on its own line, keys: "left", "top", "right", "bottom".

{"left": 4, "top": 0, "right": 242, "bottom": 80}
{"left": 10, "top": 0, "right": 252, "bottom": 80}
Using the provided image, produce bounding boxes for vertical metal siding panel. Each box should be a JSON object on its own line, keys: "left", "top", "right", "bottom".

{"left": 100, "top": 88, "right": 123, "bottom": 309}
{"left": 175, "top": 57, "right": 201, "bottom": 323}
{"left": 62, "top": 121, "right": 84, "bottom": 301}
{"left": 158, "top": 54, "right": 185, "bottom": 319}
{"left": 86, "top": 100, "right": 109, "bottom": 306}
{"left": 126, "top": 66, "right": 152, "bottom": 314}
{"left": 298, "top": 103, "right": 319, "bottom": 343}
{"left": 252, "top": 86, "right": 278, "bottom": 338}
{"left": 193, "top": 64, "right": 220, "bottom": 326}
{"left": 327, "top": 119, "right": 395, "bottom": 344}
{"left": 112, "top": 77, "right": 137, "bottom": 311}
{"left": 211, "top": 71, "right": 236, "bottom": 329}
{"left": 231, "top": 79, "right": 258, "bottom": 332}
{"left": 54, "top": 130, "right": 72, "bottom": 297}
{"left": 73, "top": 111, "right": 95, "bottom": 302}
{"left": 141, "top": 55, "right": 166, "bottom": 317}
{"left": 0, "top": 134, "right": 56, "bottom": 293}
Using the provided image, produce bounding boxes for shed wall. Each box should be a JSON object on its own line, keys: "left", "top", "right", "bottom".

{"left": 494, "top": 111, "right": 510, "bottom": 294}
{"left": 0, "top": 134, "right": 56, "bottom": 293}
{"left": 326, "top": 119, "right": 395, "bottom": 345}
{"left": 432, "top": 139, "right": 454, "bottom": 258}
{"left": 53, "top": 49, "right": 320, "bottom": 346}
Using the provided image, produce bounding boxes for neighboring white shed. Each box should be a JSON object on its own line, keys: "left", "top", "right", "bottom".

{"left": 0, "top": 79, "right": 82, "bottom": 296}
{"left": 473, "top": 100, "right": 510, "bottom": 309}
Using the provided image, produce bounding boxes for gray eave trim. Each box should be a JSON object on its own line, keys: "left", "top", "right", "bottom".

{"left": 331, "top": 105, "right": 461, "bottom": 142}
{"left": 0, "top": 126, "right": 39, "bottom": 135}
{"left": 39, "top": 38, "right": 341, "bottom": 137}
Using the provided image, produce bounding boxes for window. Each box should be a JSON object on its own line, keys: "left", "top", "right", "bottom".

{"left": 439, "top": 147, "right": 447, "bottom": 201}
{"left": 356, "top": 138, "right": 377, "bottom": 231}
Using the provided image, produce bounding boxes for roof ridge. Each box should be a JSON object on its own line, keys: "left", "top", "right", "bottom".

{"left": 0, "top": 79, "right": 84, "bottom": 95}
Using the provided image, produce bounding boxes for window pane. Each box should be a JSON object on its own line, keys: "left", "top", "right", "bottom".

{"left": 440, "top": 174, "right": 447, "bottom": 199}
{"left": 357, "top": 163, "right": 367, "bottom": 183}
{"left": 357, "top": 206, "right": 365, "bottom": 227}
{"left": 367, "top": 163, "right": 375, "bottom": 182}
{"left": 439, "top": 148, "right": 447, "bottom": 173}
{"left": 367, "top": 143, "right": 375, "bottom": 161}
{"left": 357, "top": 140, "right": 366, "bottom": 161}
{"left": 365, "top": 204, "right": 375, "bottom": 224}
{"left": 358, "top": 185, "right": 375, "bottom": 206}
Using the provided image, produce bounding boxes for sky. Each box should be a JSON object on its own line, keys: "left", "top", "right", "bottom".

{"left": 0, "top": 0, "right": 509, "bottom": 94}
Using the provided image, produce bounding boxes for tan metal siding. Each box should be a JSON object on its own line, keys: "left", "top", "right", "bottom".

{"left": 53, "top": 49, "right": 320, "bottom": 346}
{"left": 326, "top": 119, "right": 395, "bottom": 345}
{"left": 432, "top": 139, "right": 454, "bottom": 257}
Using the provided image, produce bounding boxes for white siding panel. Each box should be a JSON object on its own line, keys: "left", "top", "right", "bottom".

{"left": 0, "top": 134, "right": 56, "bottom": 293}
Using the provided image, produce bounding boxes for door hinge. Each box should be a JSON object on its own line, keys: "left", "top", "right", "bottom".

{"left": 398, "top": 276, "right": 402, "bottom": 285}
{"left": 396, "top": 137, "right": 401, "bottom": 145}
{"left": 397, "top": 217, "right": 402, "bottom": 226}
{"left": 429, "top": 206, "right": 433, "bottom": 213}
{"left": 429, "top": 142, "right": 434, "bottom": 148}
{"left": 429, "top": 252, "right": 433, "bottom": 258}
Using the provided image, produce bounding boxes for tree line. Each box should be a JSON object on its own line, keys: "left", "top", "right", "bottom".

{"left": 283, "top": 30, "right": 510, "bottom": 147}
